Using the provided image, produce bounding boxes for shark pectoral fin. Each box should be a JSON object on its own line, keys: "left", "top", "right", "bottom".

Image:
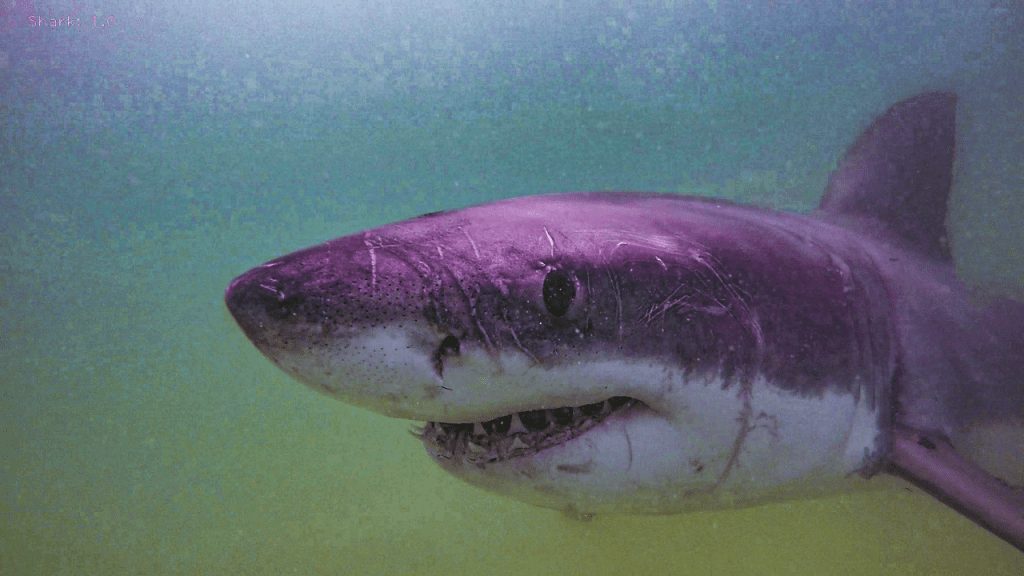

{"left": 889, "top": 425, "right": 1024, "bottom": 552}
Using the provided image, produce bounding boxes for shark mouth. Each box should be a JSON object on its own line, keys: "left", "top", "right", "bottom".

{"left": 419, "top": 396, "right": 638, "bottom": 465}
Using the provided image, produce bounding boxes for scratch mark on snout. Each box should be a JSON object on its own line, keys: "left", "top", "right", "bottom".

{"left": 364, "top": 236, "right": 378, "bottom": 290}
{"left": 460, "top": 228, "right": 481, "bottom": 261}
{"left": 543, "top": 227, "right": 556, "bottom": 259}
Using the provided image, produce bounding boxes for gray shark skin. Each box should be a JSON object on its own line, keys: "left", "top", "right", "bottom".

{"left": 226, "top": 93, "right": 1024, "bottom": 550}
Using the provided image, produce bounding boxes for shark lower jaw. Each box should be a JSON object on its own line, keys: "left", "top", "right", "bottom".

{"left": 421, "top": 397, "right": 707, "bottom": 515}
{"left": 419, "top": 396, "right": 643, "bottom": 465}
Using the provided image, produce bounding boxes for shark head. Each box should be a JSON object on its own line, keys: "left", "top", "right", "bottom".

{"left": 226, "top": 186, "right": 903, "bottom": 513}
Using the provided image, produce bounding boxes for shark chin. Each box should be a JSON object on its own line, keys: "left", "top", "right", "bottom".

{"left": 226, "top": 92, "right": 1024, "bottom": 551}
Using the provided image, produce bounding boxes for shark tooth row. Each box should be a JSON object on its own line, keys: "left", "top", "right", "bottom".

{"left": 419, "top": 396, "right": 636, "bottom": 465}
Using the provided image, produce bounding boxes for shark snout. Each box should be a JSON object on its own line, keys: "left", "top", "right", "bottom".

{"left": 225, "top": 267, "right": 287, "bottom": 342}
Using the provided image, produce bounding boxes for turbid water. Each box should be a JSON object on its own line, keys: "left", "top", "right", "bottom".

{"left": 3, "top": 2, "right": 1024, "bottom": 574}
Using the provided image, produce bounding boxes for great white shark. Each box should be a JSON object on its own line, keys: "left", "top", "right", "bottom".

{"left": 225, "top": 92, "right": 1024, "bottom": 550}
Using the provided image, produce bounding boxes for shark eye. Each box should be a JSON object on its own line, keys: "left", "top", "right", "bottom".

{"left": 542, "top": 269, "right": 575, "bottom": 317}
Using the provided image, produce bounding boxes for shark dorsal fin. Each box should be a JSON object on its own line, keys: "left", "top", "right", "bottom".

{"left": 817, "top": 92, "right": 957, "bottom": 262}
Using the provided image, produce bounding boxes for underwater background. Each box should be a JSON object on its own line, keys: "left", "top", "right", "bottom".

{"left": 3, "top": 1, "right": 1024, "bottom": 574}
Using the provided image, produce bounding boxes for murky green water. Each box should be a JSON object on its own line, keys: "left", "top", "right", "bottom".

{"left": 3, "top": 2, "right": 1024, "bottom": 573}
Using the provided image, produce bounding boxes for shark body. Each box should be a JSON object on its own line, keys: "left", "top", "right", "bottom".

{"left": 226, "top": 93, "right": 1024, "bottom": 549}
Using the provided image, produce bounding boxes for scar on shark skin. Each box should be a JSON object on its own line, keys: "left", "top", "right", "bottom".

{"left": 543, "top": 226, "right": 556, "bottom": 260}
{"left": 362, "top": 234, "right": 400, "bottom": 292}
{"left": 460, "top": 227, "right": 481, "bottom": 261}
{"left": 713, "top": 392, "right": 756, "bottom": 492}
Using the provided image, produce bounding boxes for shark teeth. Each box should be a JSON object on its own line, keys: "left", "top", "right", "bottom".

{"left": 419, "top": 396, "right": 636, "bottom": 465}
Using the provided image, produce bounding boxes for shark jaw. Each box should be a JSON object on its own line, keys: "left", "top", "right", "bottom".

{"left": 417, "top": 396, "right": 639, "bottom": 465}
